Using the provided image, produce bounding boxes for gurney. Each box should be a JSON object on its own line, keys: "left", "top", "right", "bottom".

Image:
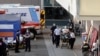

{"left": 60, "top": 33, "right": 70, "bottom": 48}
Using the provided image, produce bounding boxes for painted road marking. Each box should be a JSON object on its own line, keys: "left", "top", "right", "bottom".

{"left": 73, "top": 50, "right": 78, "bottom": 56}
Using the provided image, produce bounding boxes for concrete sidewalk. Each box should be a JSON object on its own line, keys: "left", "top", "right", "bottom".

{"left": 44, "top": 36, "right": 82, "bottom": 56}
{"left": 9, "top": 35, "right": 49, "bottom": 56}
{"left": 8, "top": 28, "right": 83, "bottom": 56}
{"left": 43, "top": 28, "right": 83, "bottom": 56}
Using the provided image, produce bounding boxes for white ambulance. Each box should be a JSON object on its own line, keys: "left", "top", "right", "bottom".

{"left": 0, "top": 5, "right": 41, "bottom": 48}
{"left": 0, "top": 5, "right": 41, "bottom": 39}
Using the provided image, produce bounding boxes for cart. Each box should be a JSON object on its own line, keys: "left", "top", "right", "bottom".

{"left": 60, "top": 33, "right": 70, "bottom": 48}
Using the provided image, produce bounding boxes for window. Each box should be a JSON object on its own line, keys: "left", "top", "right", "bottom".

{"left": 44, "top": 7, "right": 71, "bottom": 19}
{"left": 44, "top": 0, "right": 60, "bottom": 7}
{"left": 44, "top": 0, "right": 53, "bottom": 6}
{"left": 54, "top": 0, "right": 60, "bottom": 6}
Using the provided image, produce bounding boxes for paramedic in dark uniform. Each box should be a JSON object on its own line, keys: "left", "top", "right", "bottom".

{"left": 0, "top": 38, "right": 7, "bottom": 56}
{"left": 24, "top": 29, "right": 31, "bottom": 52}
{"left": 15, "top": 30, "right": 20, "bottom": 53}
{"left": 54, "top": 26, "right": 61, "bottom": 48}
{"left": 50, "top": 23, "right": 57, "bottom": 44}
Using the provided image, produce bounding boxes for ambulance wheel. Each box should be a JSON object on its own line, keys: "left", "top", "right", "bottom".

{"left": 29, "top": 28, "right": 36, "bottom": 39}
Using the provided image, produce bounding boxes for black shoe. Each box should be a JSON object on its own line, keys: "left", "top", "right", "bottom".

{"left": 15, "top": 51, "right": 20, "bottom": 53}
{"left": 28, "top": 50, "right": 31, "bottom": 52}
{"left": 70, "top": 47, "right": 73, "bottom": 49}
{"left": 56, "top": 46, "right": 58, "bottom": 48}
{"left": 25, "top": 50, "right": 27, "bottom": 52}
{"left": 53, "top": 43, "right": 55, "bottom": 45}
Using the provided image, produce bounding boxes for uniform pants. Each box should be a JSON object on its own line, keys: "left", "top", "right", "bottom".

{"left": 0, "top": 52, "right": 7, "bottom": 56}
{"left": 55, "top": 35, "right": 60, "bottom": 47}
{"left": 51, "top": 33, "right": 55, "bottom": 44}
{"left": 15, "top": 41, "right": 19, "bottom": 52}
{"left": 25, "top": 38, "right": 31, "bottom": 51}
{"left": 69, "top": 38, "right": 75, "bottom": 49}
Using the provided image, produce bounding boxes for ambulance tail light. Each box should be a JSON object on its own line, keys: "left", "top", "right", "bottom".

{"left": 36, "top": 8, "right": 39, "bottom": 11}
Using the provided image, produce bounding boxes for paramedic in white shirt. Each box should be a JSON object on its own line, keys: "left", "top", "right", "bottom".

{"left": 54, "top": 26, "right": 61, "bottom": 48}
{"left": 69, "top": 29, "right": 76, "bottom": 49}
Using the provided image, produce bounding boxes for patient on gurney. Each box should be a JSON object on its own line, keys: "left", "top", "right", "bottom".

{"left": 60, "top": 26, "right": 70, "bottom": 48}
{"left": 61, "top": 26, "right": 69, "bottom": 39}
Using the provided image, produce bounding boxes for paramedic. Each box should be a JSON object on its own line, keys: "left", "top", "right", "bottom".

{"left": 69, "top": 29, "right": 75, "bottom": 49}
{"left": 54, "top": 26, "right": 61, "bottom": 48}
{"left": 15, "top": 30, "right": 20, "bottom": 53}
{"left": 50, "top": 23, "right": 57, "bottom": 44}
{"left": 24, "top": 29, "right": 31, "bottom": 52}
{"left": 0, "top": 38, "right": 7, "bottom": 56}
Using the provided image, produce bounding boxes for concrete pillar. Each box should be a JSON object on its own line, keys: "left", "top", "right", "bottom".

{"left": 86, "top": 20, "right": 88, "bottom": 32}
{"left": 41, "top": 0, "right": 44, "bottom": 9}
{"left": 91, "top": 20, "right": 93, "bottom": 27}
{"left": 85, "top": 20, "right": 91, "bottom": 32}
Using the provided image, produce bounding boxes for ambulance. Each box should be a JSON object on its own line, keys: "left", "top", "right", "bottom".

{"left": 0, "top": 5, "right": 41, "bottom": 39}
